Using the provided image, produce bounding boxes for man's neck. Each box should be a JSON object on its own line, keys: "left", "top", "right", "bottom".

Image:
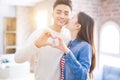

{"left": 50, "top": 24, "right": 62, "bottom": 32}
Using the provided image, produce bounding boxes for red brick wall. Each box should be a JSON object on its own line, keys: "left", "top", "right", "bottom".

{"left": 72, "top": 0, "right": 100, "bottom": 24}
{"left": 72, "top": 0, "right": 120, "bottom": 52}
{"left": 72, "top": 0, "right": 101, "bottom": 52}
{"left": 72, "top": 0, "right": 120, "bottom": 29}
{"left": 99, "top": 0, "right": 120, "bottom": 29}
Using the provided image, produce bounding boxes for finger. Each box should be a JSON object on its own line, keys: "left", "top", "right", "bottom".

{"left": 44, "top": 32, "right": 51, "bottom": 37}
{"left": 56, "top": 36, "right": 63, "bottom": 41}
{"left": 49, "top": 33, "right": 56, "bottom": 39}
{"left": 53, "top": 45, "right": 59, "bottom": 49}
{"left": 44, "top": 31, "right": 56, "bottom": 39}
{"left": 42, "top": 32, "right": 51, "bottom": 40}
{"left": 46, "top": 42, "right": 55, "bottom": 47}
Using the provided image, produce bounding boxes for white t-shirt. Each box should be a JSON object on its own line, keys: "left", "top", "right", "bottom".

{"left": 14, "top": 27, "right": 70, "bottom": 80}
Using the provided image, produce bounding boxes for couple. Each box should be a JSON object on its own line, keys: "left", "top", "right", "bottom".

{"left": 14, "top": 0, "right": 96, "bottom": 80}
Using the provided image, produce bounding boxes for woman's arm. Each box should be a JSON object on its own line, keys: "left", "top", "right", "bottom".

{"left": 64, "top": 43, "right": 92, "bottom": 80}
{"left": 53, "top": 37, "right": 92, "bottom": 80}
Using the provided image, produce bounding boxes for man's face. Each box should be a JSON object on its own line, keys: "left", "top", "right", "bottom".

{"left": 66, "top": 15, "right": 78, "bottom": 31}
{"left": 53, "top": 4, "right": 71, "bottom": 27}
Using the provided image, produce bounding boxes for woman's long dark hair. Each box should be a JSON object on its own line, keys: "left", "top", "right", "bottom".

{"left": 77, "top": 12, "right": 96, "bottom": 75}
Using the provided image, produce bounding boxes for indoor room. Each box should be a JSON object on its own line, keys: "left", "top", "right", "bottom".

{"left": 0, "top": 0, "right": 120, "bottom": 80}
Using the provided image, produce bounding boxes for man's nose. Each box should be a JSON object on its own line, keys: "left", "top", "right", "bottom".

{"left": 60, "top": 13, "right": 65, "bottom": 18}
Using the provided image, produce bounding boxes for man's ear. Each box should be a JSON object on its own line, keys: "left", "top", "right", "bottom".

{"left": 75, "top": 23, "right": 81, "bottom": 30}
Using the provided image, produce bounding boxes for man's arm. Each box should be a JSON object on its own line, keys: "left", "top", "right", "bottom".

{"left": 14, "top": 29, "right": 42, "bottom": 63}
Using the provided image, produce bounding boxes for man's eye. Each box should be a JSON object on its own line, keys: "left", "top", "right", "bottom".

{"left": 56, "top": 12, "right": 61, "bottom": 14}
{"left": 65, "top": 13, "right": 68, "bottom": 16}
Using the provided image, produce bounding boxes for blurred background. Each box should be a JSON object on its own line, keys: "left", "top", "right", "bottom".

{"left": 0, "top": 0, "right": 120, "bottom": 80}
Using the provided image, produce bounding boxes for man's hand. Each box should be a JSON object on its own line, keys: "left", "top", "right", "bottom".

{"left": 35, "top": 30, "right": 55, "bottom": 48}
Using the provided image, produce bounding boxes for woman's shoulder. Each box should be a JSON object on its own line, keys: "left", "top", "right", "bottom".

{"left": 77, "top": 40, "right": 92, "bottom": 49}
{"left": 77, "top": 41, "right": 92, "bottom": 57}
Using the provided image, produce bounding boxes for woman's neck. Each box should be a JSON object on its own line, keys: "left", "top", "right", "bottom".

{"left": 70, "top": 31, "right": 78, "bottom": 41}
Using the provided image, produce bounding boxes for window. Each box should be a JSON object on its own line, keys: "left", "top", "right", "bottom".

{"left": 99, "top": 21, "right": 120, "bottom": 68}
{"left": 100, "top": 21, "right": 120, "bottom": 55}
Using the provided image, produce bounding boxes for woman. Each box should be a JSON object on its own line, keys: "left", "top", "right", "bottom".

{"left": 53, "top": 12, "right": 96, "bottom": 80}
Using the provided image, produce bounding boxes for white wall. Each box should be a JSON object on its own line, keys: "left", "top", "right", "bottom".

{"left": 0, "top": 5, "right": 16, "bottom": 17}
{"left": 16, "top": 7, "right": 34, "bottom": 46}
{"left": 0, "top": 17, "right": 4, "bottom": 55}
{"left": 0, "top": 5, "right": 16, "bottom": 54}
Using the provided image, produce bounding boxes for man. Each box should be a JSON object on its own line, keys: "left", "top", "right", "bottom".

{"left": 14, "top": 0, "right": 72, "bottom": 80}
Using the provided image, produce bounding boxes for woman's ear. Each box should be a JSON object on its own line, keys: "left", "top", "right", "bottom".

{"left": 75, "top": 23, "right": 81, "bottom": 30}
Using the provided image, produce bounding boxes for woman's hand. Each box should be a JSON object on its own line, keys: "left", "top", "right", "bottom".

{"left": 53, "top": 36, "right": 70, "bottom": 54}
{"left": 35, "top": 30, "right": 55, "bottom": 48}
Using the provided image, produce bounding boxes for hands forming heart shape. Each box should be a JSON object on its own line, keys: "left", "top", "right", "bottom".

{"left": 35, "top": 30, "right": 69, "bottom": 53}
{"left": 35, "top": 30, "right": 60, "bottom": 48}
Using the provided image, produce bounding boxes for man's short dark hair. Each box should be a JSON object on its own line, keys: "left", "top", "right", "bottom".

{"left": 53, "top": 0, "right": 72, "bottom": 10}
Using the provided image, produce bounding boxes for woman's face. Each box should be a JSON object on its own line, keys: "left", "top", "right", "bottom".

{"left": 66, "top": 14, "right": 78, "bottom": 31}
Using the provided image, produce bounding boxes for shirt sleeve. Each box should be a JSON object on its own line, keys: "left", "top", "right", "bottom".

{"left": 14, "top": 29, "right": 42, "bottom": 63}
{"left": 64, "top": 44, "right": 92, "bottom": 80}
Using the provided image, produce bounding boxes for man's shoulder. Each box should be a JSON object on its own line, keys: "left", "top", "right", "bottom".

{"left": 62, "top": 27, "right": 70, "bottom": 32}
{"left": 27, "top": 28, "right": 48, "bottom": 40}
{"left": 61, "top": 27, "right": 70, "bottom": 35}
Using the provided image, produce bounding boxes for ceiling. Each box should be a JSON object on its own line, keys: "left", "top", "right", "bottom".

{"left": 0, "top": 0, "right": 45, "bottom": 6}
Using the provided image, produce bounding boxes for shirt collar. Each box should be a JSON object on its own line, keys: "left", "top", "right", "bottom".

{"left": 68, "top": 39, "right": 81, "bottom": 47}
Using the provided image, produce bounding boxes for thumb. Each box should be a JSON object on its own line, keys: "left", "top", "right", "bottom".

{"left": 56, "top": 36, "right": 63, "bottom": 42}
{"left": 46, "top": 42, "right": 55, "bottom": 47}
